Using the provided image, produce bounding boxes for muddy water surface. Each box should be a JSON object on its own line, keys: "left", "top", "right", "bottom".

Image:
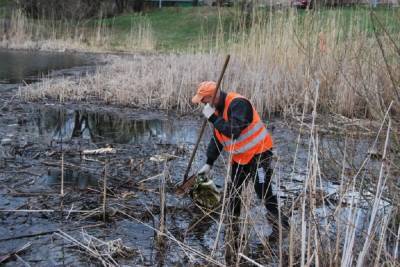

{"left": 0, "top": 102, "right": 382, "bottom": 266}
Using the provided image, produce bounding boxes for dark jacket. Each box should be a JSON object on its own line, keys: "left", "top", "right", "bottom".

{"left": 206, "top": 91, "right": 253, "bottom": 166}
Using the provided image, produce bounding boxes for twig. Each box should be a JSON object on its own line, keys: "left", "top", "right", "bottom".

{"left": 61, "top": 152, "right": 64, "bottom": 196}
{"left": 0, "top": 242, "right": 31, "bottom": 263}
{"left": 157, "top": 165, "right": 167, "bottom": 245}
{"left": 14, "top": 254, "right": 31, "bottom": 267}
{"left": 0, "top": 209, "right": 103, "bottom": 213}
{"left": 0, "top": 95, "right": 16, "bottom": 111}
{"left": 0, "top": 223, "right": 104, "bottom": 242}
{"left": 136, "top": 173, "right": 163, "bottom": 184}
{"left": 56, "top": 230, "right": 115, "bottom": 267}
{"left": 238, "top": 253, "right": 264, "bottom": 267}
{"left": 66, "top": 204, "right": 74, "bottom": 220}
{"left": 83, "top": 148, "right": 116, "bottom": 155}
{"left": 370, "top": 11, "right": 400, "bottom": 103}
{"left": 370, "top": 12, "right": 400, "bottom": 58}
{"left": 0, "top": 209, "right": 55, "bottom": 213}
{"left": 1, "top": 170, "right": 42, "bottom": 176}
{"left": 4, "top": 192, "right": 59, "bottom": 197}
{"left": 103, "top": 161, "right": 108, "bottom": 222}
{"left": 211, "top": 153, "right": 231, "bottom": 257}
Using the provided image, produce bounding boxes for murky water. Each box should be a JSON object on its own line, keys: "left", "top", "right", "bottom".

{"left": 40, "top": 168, "right": 98, "bottom": 190}
{"left": 0, "top": 49, "right": 91, "bottom": 84}
{"left": 1, "top": 101, "right": 386, "bottom": 266}
{"left": 31, "top": 106, "right": 202, "bottom": 145}
{"left": 1, "top": 104, "right": 391, "bottom": 266}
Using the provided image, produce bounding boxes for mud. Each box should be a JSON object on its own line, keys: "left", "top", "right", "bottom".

{"left": 0, "top": 50, "right": 391, "bottom": 266}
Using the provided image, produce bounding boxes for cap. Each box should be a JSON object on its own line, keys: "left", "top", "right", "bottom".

{"left": 191, "top": 81, "right": 217, "bottom": 104}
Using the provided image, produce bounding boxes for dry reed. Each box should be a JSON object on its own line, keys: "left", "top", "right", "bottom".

{"left": 157, "top": 163, "right": 167, "bottom": 245}
{"left": 0, "top": 9, "right": 155, "bottom": 52}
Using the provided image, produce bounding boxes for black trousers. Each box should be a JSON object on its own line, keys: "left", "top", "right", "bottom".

{"left": 228, "top": 150, "right": 278, "bottom": 217}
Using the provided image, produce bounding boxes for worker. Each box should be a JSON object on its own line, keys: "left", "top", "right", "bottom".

{"left": 192, "top": 81, "right": 288, "bottom": 233}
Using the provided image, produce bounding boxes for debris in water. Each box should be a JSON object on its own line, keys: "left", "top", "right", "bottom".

{"left": 83, "top": 147, "right": 116, "bottom": 155}
{"left": 1, "top": 138, "right": 12, "bottom": 146}
{"left": 150, "top": 153, "right": 178, "bottom": 162}
{"left": 121, "top": 192, "right": 136, "bottom": 200}
{"left": 57, "top": 230, "right": 136, "bottom": 266}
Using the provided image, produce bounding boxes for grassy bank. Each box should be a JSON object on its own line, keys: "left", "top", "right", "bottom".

{"left": 101, "top": 7, "right": 234, "bottom": 50}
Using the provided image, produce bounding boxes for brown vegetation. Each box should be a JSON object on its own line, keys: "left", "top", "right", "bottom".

{"left": 0, "top": 10, "right": 155, "bottom": 51}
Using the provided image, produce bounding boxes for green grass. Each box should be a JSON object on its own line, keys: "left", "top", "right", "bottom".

{"left": 99, "top": 7, "right": 234, "bottom": 50}
{"left": 96, "top": 6, "right": 400, "bottom": 51}
{"left": 0, "top": 0, "right": 11, "bottom": 18}
{"left": 0, "top": 0, "right": 10, "bottom": 7}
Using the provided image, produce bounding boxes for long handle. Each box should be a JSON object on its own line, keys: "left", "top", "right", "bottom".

{"left": 183, "top": 55, "right": 230, "bottom": 181}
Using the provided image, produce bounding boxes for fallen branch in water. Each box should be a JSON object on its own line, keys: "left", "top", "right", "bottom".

{"left": 83, "top": 148, "right": 116, "bottom": 155}
{"left": 4, "top": 191, "right": 59, "bottom": 197}
{"left": 136, "top": 173, "right": 163, "bottom": 184}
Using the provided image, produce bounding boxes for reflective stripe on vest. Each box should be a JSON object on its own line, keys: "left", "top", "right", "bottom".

{"left": 220, "top": 121, "right": 265, "bottom": 147}
{"left": 229, "top": 127, "right": 268, "bottom": 155}
{"left": 214, "top": 92, "right": 273, "bottom": 164}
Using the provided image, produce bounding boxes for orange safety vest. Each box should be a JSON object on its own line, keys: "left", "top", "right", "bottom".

{"left": 214, "top": 92, "right": 273, "bottom": 165}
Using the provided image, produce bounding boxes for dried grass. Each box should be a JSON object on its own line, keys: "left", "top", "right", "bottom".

{"left": 0, "top": 10, "right": 155, "bottom": 52}
{"left": 56, "top": 230, "right": 136, "bottom": 267}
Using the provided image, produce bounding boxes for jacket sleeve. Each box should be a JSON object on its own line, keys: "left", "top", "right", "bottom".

{"left": 206, "top": 133, "right": 223, "bottom": 166}
{"left": 208, "top": 98, "right": 253, "bottom": 139}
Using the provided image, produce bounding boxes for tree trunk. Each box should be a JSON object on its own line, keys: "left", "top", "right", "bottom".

{"left": 115, "top": 0, "right": 127, "bottom": 13}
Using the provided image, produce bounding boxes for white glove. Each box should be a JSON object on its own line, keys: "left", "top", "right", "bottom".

{"left": 198, "top": 164, "right": 211, "bottom": 175}
{"left": 202, "top": 104, "right": 215, "bottom": 119}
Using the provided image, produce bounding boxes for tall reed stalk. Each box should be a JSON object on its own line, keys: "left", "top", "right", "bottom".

{"left": 103, "top": 160, "right": 108, "bottom": 222}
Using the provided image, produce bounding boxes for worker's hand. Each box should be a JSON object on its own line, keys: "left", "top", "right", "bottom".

{"left": 202, "top": 104, "right": 215, "bottom": 119}
{"left": 198, "top": 164, "right": 211, "bottom": 175}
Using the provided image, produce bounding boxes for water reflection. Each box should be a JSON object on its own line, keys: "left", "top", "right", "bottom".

{"left": 0, "top": 49, "right": 89, "bottom": 84}
{"left": 42, "top": 168, "right": 98, "bottom": 190}
{"left": 32, "top": 107, "right": 199, "bottom": 145}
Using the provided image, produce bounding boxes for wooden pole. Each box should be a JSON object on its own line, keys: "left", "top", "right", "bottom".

{"left": 182, "top": 55, "right": 230, "bottom": 182}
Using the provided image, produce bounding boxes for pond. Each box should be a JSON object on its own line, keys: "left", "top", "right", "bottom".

{"left": 0, "top": 48, "right": 93, "bottom": 84}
